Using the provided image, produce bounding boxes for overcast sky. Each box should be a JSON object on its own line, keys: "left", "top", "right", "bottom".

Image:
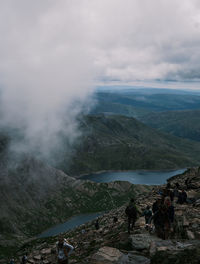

{"left": 1, "top": 0, "right": 200, "bottom": 85}
{"left": 0, "top": 0, "right": 200, "bottom": 157}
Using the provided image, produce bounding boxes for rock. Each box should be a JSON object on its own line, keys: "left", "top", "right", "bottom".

{"left": 90, "top": 246, "right": 123, "bottom": 264}
{"left": 41, "top": 248, "right": 52, "bottom": 255}
{"left": 186, "top": 230, "right": 195, "bottom": 239}
{"left": 33, "top": 255, "right": 41, "bottom": 261}
{"left": 120, "top": 253, "right": 150, "bottom": 264}
{"left": 129, "top": 234, "right": 161, "bottom": 250}
{"left": 27, "top": 259, "right": 35, "bottom": 264}
{"left": 157, "top": 246, "right": 168, "bottom": 251}
{"left": 135, "top": 217, "right": 145, "bottom": 227}
{"left": 183, "top": 216, "right": 190, "bottom": 227}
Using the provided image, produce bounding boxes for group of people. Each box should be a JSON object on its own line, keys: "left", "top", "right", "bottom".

{"left": 125, "top": 182, "right": 188, "bottom": 239}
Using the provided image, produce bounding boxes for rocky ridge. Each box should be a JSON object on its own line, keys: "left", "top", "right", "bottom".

{"left": 6, "top": 167, "right": 200, "bottom": 264}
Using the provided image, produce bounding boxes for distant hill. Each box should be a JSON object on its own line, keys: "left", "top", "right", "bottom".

{"left": 140, "top": 109, "right": 200, "bottom": 142}
{"left": 91, "top": 90, "right": 200, "bottom": 118}
{"left": 63, "top": 115, "right": 200, "bottom": 175}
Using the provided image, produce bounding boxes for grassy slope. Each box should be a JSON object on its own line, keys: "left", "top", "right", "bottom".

{"left": 63, "top": 115, "right": 200, "bottom": 175}
{"left": 140, "top": 109, "right": 200, "bottom": 142}
{"left": 91, "top": 91, "right": 200, "bottom": 118}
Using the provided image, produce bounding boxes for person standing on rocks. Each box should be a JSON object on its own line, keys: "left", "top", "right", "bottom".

{"left": 125, "top": 198, "right": 138, "bottom": 234}
{"left": 150, "top": 205, "right": 171, "bottom": 239}
{"left": 95, "top": 219, "right": 100, "bottom": 230}
{"left": 177, "top": 189, "right": 187, "bottom": 204}
{"left": 56, "top": 236, "right": 74, "bottom": 264}
{"left": 10, "top": 258, "right": 15, "bottom": 264}
{"left": 21, "top": 253, "right": 28, "bottom": 264}
{"left": 142, "top": 205, "right": 152, "bottom": 229}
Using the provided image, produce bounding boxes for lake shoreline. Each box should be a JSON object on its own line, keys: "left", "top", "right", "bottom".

{"left": 77, "top": 168, "right": 187, "bottom": 179}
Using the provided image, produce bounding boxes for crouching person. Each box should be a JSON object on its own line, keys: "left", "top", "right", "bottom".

{"left": 56, "top": 236, "right": 74, "bottom": 264}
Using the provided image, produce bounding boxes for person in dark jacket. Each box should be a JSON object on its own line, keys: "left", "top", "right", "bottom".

{"left": 125, "top": 198, "right": 138, "bottom": 234}
{"left": 177, "top": 189, "right": 187, "bottom": 204}
{"left": 150, "top": 205, "right": 170, "bottom": 239}
{"left": 152, "top": 199, "right": 161, "bottom": 214}
{"left": 95, "top": 219, "right": 99, "bottom": 230}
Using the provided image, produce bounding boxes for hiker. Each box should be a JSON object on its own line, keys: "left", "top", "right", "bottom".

{"left": 164, "top": 196, "right": 171, "bottom": 207}
{"left": 152, "top": 199, "right": 161, "bottom": 214}
{"left": 173, "top": 187, "right": 179, "bottom": 198}
{"left": 95, "top": 219, "right": 99, "bottom": 230}
{"left": 113, "top": 216, "right": 118, "bottom": 223}
{"left": 125, "top": 198, "right": 138, "bottom": 234}
{"left": 175, "top": 182, "right": 180, "bottom": 189}
{"left": 167, "top": 182, "right": 171, "bottom": 189}
{"left": 168, "top": 204, "right": 175, "bottom": 224}
{"left": 21, "top": 254, "right": 28, "bottom": 264}
{"left": 185, "top": 178, "right": 190, "bottom": 189}
{"left": 150, "top": 205, "right": 170, "bottom": 240}
{"left": 177, "top": 189, "right": 187, "bottom": 204}
{"left": 142, "top": 205, "right": 152, "bottom": 228}
{"left": 169, "top": 190, "right": 175, "bottom": 202}
{"left": 56, "top": 236, "right": 74, "bottom": 264}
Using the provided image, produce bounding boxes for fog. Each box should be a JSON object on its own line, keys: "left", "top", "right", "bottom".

{"left": 0, "top": 0, "right": 199, "bottom": 161}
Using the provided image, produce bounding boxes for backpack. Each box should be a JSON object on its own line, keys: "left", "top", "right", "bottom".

{"left": 125, "top": 204, "right": 137, "bottom": 218}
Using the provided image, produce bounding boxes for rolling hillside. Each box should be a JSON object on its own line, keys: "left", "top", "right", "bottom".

{"left": 62, "top": 115, "right": 200, "bottom": 175}
{"left": 91, "top": 90, "right": 200, "bottom": 118}
{"left": 140, "top": 109, "right": 200, "bottom": 142}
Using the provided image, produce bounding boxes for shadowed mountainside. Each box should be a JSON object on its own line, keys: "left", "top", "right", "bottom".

{"left": 0, "top": 156, "right": 151, "bottom": 256}
{"left": 140, "top": 109, "right": 200, "bottom": 142}
{"left": 62, "top": 115, "right": 200, "bottom": 175}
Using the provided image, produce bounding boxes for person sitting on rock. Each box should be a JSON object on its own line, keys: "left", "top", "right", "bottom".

{"left": 125, "top": 198, "right": 138, "bottom": 234}
{"left": 142, "top": 205, "right": 152, "bottom": 228}
{"left": 56, "top": 236, "right": 74, "bottom": 264}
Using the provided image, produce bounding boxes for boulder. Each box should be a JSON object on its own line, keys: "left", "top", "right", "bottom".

{"left": 90, "top": 246, "right": 123, "bottom": 264}
{"left": 129, "top": 234, "right": 161, "bottom": 250}
{"left": 120, "top": 253, "right": 150, "bottom": 264}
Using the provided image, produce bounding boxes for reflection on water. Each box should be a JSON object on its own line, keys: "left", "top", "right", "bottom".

{"left": 81, "top": 169, "right": 186, "bottom": 185}
{"left": 38, "top": 212, "right": 102, "bottom": 238}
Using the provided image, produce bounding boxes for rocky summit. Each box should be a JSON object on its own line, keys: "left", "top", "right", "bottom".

{"left": 4, "top": 167, "right": 200, "bottom": 264}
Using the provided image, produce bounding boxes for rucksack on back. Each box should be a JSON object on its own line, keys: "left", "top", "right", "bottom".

{"left": 125, "top": 204, "right": 137, "bottom": 218}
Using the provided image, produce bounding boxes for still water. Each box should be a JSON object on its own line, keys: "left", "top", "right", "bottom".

{"left": 81, "top": 169, "right": 186, "bottom": 185}
{"left": 39, "top": 169, "right": 185, "bottom": 237}
{"left": 38, "top": 212, "right": 102, "bottom": 238}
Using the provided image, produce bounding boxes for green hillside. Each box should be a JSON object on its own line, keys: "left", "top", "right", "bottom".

{"left": 91, "top": 91, "right": 200, "bottom": 118}
{"left": 140, "top": 109, "right": 200, "bottom": 142}
{"left": 62, "top": 115, "right": 200, "bottom": 175}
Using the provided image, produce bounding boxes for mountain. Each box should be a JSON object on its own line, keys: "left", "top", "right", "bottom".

{"left": 140, "top": 109, "right": 200, "bottom": 142}
{"left": 62, "top": 115, "right": 200, "bottom": 175}
{"left": 6, "top": 167, "right": 200, "bottom": 264}
{"left": 0, "top": 156, "right": 151, "bottom": 256}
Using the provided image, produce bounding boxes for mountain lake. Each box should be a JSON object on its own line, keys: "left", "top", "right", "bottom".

{"left": 39, "top": 168, "right": 186, "bottom": 237}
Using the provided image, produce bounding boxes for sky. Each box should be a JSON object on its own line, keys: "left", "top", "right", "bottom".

{"left": 0, "top": 0, "right": 200, "bottom": 158}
